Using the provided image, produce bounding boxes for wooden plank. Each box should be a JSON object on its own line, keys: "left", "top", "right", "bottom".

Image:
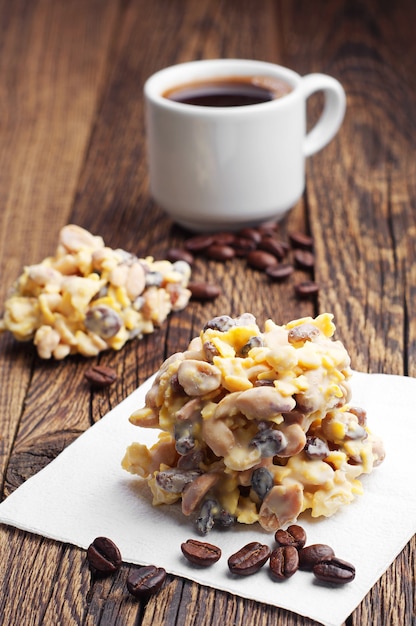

{"left": 0, "top": 0, "right": 120, "bottom": 482}
{"left": 278, "top": 0, "right": 416, "bottom": 378}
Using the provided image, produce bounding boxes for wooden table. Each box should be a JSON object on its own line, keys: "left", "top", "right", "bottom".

{"left": 0, "top": 1, "right": 415, "bottom": 624}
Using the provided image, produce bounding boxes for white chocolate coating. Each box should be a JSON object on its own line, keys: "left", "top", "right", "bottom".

{"left": 122, "top": 313, "right": 385, "bottom": 532}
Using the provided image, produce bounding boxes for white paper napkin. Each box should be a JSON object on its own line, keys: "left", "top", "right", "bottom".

{"left": 0, "top": 371, "right": 415, "bottom": 626}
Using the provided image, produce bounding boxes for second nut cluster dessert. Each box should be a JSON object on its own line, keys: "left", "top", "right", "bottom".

{"left": 122, "top": 313, "right": 385, "bottom": 533}
{"left": 0, "top": 225, "right": 192, "bottom": 359}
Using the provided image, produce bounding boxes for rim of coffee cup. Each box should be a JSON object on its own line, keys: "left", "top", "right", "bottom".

{"left": 144, "top": 58, "right": 301, "bottom": 114}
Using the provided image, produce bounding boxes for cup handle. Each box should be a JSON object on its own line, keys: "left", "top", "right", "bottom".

{"left": 301, "top": 74, "right": 346, "bottom": 157}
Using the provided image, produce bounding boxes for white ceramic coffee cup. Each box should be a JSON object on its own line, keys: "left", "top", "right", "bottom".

{"left": 144, "top": 59, "right": 346, "bottom": 232}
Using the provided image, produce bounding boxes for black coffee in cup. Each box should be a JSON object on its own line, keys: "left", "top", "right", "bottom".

{"left": 163, "top": 75, "right": 292, "bottom": 107}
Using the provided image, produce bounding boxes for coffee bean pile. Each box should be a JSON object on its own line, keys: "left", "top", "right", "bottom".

{"left": 166, "top": 226, "right": 319, "bottom": 301}
{"left": 86, "top": 536, "right": 167, "bottom": 600}
{"left": 181, "top": 524, "right": 355, "bottom": 586}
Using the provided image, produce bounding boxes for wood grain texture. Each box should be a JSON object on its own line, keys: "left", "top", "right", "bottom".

{"left": 0, "top": 0, "right": 414, "bottom": 624}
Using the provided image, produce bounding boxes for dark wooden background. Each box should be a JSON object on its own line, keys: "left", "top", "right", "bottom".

{"left": 0, "top": 0, "right": 415, "bottom": 624}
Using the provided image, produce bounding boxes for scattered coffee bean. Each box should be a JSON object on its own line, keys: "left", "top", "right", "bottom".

{"left": 247, "top": 249, "right": 279, "bottom": 270}
{"left": 127, "top": 565, "right": 166, "bottom": 599}
{"left": 184, "top": 234, "right": 214, "bottom": 251}
{"left": 231, "top": 236, "right": 257, "bottom": 256}
{"left": 176, "top": 524, "right": 354, "bottom": 590}
{"left": 170, "top": 226, "right": 317, "bottom": 299}
{"left": 166, "top": 247, "right": 194, "bottom": 265}
{"left": 289, "top": 231, "right": 314, "bottom": 249}
{"left": 87, "top": 536, "right": 122, "bottom": 576}
{"left": 188, "top": 282, "right": 222, "bottom": 300}
{"left": 298, "top": 544, "right": 335, "bottom": 571}
{"left": 275, "top": 524, "right": 307, "bottom": 550}
{"left": 295, "top": 280, "right": 320, "bottom": 297}
{"left": 181, "top": 539, "right": 222, "bottom": 566}
{"left": 238, "top": 227, "right": 262, "bottom": 243}
{"left": 213, "top": 232, "right": 237, "bottom": 245}
{"left": 293, "top": 249, "right": 315, "bottom": 269}
{"left": 270, "top": 545, "right": 299, "bottom": 580}
{"left": 313, "top": 557, "right": 356, "bottom": 585}
{"left": 84, "top": 365, "right": 117, "bottom": 388}
{"left": 265, "top": 263, "right": 294, "bottom": 280}
{"left": 228, "top": 542, "right": 271, "bottom": 576}
{"left": 258, "top": 237, "right": 287, "bottom": 259}
{"left": 205, "top": 244, "right": 235, "bottom": 261}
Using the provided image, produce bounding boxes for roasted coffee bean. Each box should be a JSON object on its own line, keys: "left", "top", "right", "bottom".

{"left": 249, "top": 427, "right": 287, "bottom": 457}
{"left": 275, "top": 524, "right": 307, "bottom": 550}
{"left": 127, "top": 565, "right": 166, "bottom": 599}
{"left": 231, "top": 236, "right": 257, "bottom": 256}
{"left": 251, "top": 466, "right": 274, "bottom": 500}
{"left": 247, "top": 249, "right": 279, "bottom": 270}
{"left": 228, "top": 542, "right": 271, "bottom": 576}
{"left": 166, "top": 247, "right": 194, "bottom": 265}
{"left": 258, "top": 237, "right": 287, "bottom": 259}
{"left": 84, "top": 365, "right": 118, "bottom": 388}
{"left": 188, "top": 282, "right": 221, "bottom": 300}
{"left": 313, "top": 557, "right": 356, "bottom": 585}
{"left": 238, "top": 227, "right": 262, "bottom": 243}
{"left": 289, "top": 231, "right": 314, "bottom": 249}
{"left": 184, "top": 234, "right": 214, "bottom": 251}
{"left": 205, "top": 244, "right": 235, "bottom": 261}
{"left": 87, "top": 536, "right": 122, "bottom": 576}
{"left": 295, "top": 281, "right": 320, "bottom": 297}
{"left": 181, "top": 539, "right": 222, "bottom": 566}
{"left": 265, "top": 264, "right": 294, "bottom": 281}
{"left": 298, "top": 544, "right": 335, "bottom": 571}
{"left": 294, "top": 249, "right": 315, "bottom": 269}
{"left": 269, "top": 545, "right": 299, "bottom": 579}
{"left": 212, "top": 232, "right": 236, "bottom": 246}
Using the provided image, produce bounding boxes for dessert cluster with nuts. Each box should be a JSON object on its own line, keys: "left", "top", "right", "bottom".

{"left": 122, "top": 313, "right": 385, "bottom": 534}
{"left": 0, "top": 225, "right": 192, "bottom": 359}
